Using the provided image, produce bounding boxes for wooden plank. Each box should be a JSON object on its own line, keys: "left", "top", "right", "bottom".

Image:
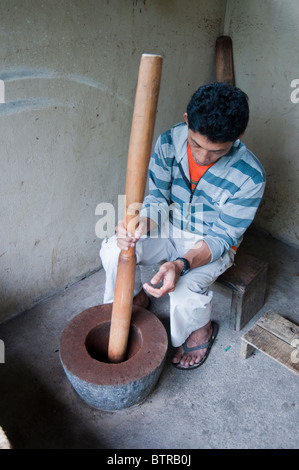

{"left": 216, "top": 36, "right": 235, "bottom": 86}
{"left": 240, "top": 340, "right": 255, "bottom": 359}
{"left": 241, "top": 324, "right": 299, "bottom": 376}
{"left": 257, "top": 311, "right": 299, "bottom": 346}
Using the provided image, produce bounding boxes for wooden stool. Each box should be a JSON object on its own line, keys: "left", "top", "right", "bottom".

{"left": 217, "top": 252, "right": 268, "bottom": 331}
{"left": 241, "top": 311, "right": 299, "bottom": 376}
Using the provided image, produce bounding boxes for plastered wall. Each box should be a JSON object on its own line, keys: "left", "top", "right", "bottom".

{"left": 1, "top": 0, "right": 298, "bottom": 323}
{"left": 226, "top": 0, "right": 299, "bottom": 247}
{"left": 0, "top": 0, "right": 226, "bottom": 321}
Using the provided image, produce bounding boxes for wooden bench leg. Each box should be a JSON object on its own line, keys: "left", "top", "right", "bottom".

{"left": 240, "top": 339, "right": 256, "bottom": 359}
{"left": 229, "top": 268, "right": 267, "bottom": 331}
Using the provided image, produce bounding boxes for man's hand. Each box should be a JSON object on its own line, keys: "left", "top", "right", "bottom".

{"left": 143, "top": 260, "right": 183, "bottom": 298}
{"left": 115, "top": 217, "right": 148, "bottom": 251}
{"left": 142, "top": 241, "right": 212, "bottom": 298}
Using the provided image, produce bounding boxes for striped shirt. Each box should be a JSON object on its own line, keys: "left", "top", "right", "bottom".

{"left": 140, "top": 122, "right": 266, "bottom": 261}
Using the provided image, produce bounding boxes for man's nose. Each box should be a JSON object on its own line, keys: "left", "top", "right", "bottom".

{"left": 198, "top": 149, "right": 210, "bottom": 162}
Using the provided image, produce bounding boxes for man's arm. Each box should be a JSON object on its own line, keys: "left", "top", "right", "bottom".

{"left": 178, "top": 240, "right": 212, "bottom": 270}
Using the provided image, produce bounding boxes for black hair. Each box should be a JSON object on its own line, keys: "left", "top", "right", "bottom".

{"left": 186, "top": 82, "right": 249, "bottom": 142}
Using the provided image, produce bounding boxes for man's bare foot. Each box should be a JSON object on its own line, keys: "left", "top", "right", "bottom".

{"left": 172, "top": 321, "right": 213, "bottom": 369}
{"left": 133, "top": 289, "right": 150, "bottom": 309}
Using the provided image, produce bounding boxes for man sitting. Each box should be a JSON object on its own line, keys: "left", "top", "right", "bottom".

{"left": 100, "top": 82, "right": 266, "bottom": 370}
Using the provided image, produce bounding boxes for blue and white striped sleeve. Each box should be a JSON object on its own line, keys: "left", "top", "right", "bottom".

{"left": 204, "top": 168, "right": 266, "bottom": 261}
{"left": 140, "top": 132, "right": 173, "bottom": 226}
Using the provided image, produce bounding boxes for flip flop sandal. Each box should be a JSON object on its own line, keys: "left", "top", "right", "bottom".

{"left": 172, "top": 321, "right": 219, "bottom": 370}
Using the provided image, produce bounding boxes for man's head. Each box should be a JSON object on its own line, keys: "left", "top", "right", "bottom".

{"left": 185, "top": 82, "right": 249, "bottom": 143}
{"left": 184, "top": 82, "right": 249, "bottom": 166}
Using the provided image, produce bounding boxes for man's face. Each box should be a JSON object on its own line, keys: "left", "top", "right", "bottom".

{"left": 187, "top": 128, "right": 234, "bottom": 166}
{"left": 184, "top": 113, "right": 236, "bottom": 166}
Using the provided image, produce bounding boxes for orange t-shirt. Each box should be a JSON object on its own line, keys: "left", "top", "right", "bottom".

{"left": 187, "top": 144, "right": 238, "bottom": 252}
{"left": 187, "top": 143, "right": 215, "bottom": 192}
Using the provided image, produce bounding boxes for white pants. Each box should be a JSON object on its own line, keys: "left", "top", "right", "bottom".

{"left": 99, "top": 231, "right": 235, "bottom": 347}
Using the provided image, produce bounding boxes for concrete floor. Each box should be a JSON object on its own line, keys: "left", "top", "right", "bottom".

{"left": 0, "top": 227, "right": 298, "bottom": 450}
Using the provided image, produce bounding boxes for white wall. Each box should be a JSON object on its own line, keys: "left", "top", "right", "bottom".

{"left": 227, "top": 0, "right": 299, "bottom": 247}
{"left": 1, "top": 0, "right": 298, "bottom": 324}
{"left": 0, "top": 0, "right": 226, "bottom": 322}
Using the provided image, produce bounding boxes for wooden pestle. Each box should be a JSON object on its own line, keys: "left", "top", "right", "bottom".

{"left": 108, "top": 54, "right": 163, "bottom": 363}
{"left": 216, "top": 36, "right": 235, "bottom": 87}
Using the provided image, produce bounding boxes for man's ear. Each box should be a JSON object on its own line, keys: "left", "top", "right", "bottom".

{"left": 183, "top": 113, "right": 188, "bottom": 126}
{"left": 237, "top": 131, "right": 245, "bottom": 139}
